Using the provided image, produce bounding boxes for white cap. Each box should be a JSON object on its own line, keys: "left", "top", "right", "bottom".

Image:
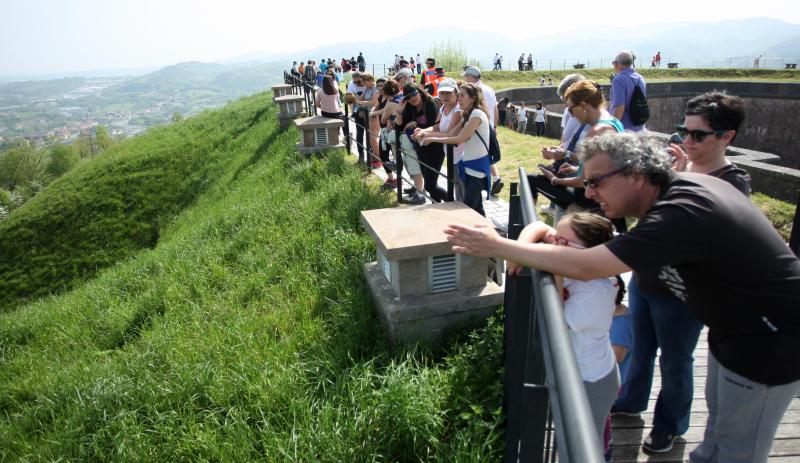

{"left": 437, "top": 78, "right": 458, "bottom": 93}
{"left": 395, "top": 68, "right": 413, "bottom": 79}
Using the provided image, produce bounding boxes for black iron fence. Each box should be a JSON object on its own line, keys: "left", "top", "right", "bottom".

{"left": 503, "top": 167, "right": 604, "bottom": 463}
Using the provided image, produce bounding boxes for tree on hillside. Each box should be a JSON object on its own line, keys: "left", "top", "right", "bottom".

{"left": 95, "top": 126, "right": 113, "bottom": 151}
{"left": 73, "top": 135, "right": 93, "bottom": 158}
{"left": 0, "top": 145, "right": 45, "bottom": 191}
{"left": 46, "top": 144, "right": 79, "bottom": 179}
{"left": 427, "top": 40, "right": 481, "bottom": 74}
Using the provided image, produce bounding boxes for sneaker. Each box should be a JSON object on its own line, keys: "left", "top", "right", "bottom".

{"left": 381, "top": 178, "right": 398, "bottom": 191}
{"left": 491, "top": 178, "right": 504, "bottom": 196}
{"left": 642, "top": 431, "right": 676, "bottom": 454}
{"left": 404, "top": 193, "right": 426, "bottom": 205}
{"left": 404, "top": 186, "right": 417, "bottom": 194}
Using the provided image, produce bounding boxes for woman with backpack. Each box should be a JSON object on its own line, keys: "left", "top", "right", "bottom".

{"left": 417, "top": 83, "right": 490, "bottom": 215}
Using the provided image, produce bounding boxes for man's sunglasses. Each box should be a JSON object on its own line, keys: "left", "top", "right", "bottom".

{"left": 583, "top": 166, "right": 626, "bottom": 189}
{"left": 675, "top": 125, "right": 728, "bottom": 143}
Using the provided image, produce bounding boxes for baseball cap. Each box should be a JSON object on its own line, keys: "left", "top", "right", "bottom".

{"left": 461, "top": 66, "right": 481, "bottom": 78}
{"left": 437, "top": 78, "right": 458, "bottom": 93}
{"left": 395, "top": 68, "right": 413, "bottom": 79}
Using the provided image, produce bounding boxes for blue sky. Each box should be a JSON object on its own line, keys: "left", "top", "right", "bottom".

{"left": 2, "top": 0, "right": 798, "bottom": 76}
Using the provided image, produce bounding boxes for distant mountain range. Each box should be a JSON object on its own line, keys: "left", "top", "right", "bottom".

{"left": 227, "top": 17, "right": 800, "bottom": 69}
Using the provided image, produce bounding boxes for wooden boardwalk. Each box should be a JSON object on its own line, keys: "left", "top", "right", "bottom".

{"left": 610, "top": 329, "right": 800, "bottom": 462}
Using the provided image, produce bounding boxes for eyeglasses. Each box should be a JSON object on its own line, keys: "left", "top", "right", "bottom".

{"left": 583, "top": 166, "right": 627, "bottom": 189}
{"left": 675, "top": 125, "right": 728, "bottom": 143}
{"left": 554, "top": 236, "right": 586, "bottom": 249}
{"left": 567, "top": 102, "right": 580, "bottom": 115}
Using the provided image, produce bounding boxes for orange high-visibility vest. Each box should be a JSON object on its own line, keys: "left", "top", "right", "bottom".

{"left": 423, "top": 68, "right": 438, "bottom": 96}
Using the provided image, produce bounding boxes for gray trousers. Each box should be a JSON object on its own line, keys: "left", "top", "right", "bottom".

{"left": 584, "top": 365, "right": 621, "bottom": 443}
{"left": 689, "top": 353, "right": 800, "bottom": 463}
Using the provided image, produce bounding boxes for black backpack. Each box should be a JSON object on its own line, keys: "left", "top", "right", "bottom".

{"left": 628, "top": 76, "right": 649, "bottom": 125}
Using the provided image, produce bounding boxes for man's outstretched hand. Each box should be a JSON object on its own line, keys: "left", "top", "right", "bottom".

{"left": 444, "top": 223, "right": 501, "bottom": 258}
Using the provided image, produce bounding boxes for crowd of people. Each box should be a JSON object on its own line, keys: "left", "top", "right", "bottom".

{"left": 443, "top": 50, "right": 800, "bottom": 463}
{"left": 304, "top": 56, "right": 504, "bottom": 211}
{"left": 290, "top": 49, "right": 799, "bottom": 463}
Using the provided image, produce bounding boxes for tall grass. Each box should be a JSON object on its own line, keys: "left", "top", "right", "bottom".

{"left": 0, "top": 94, "right": 278, "bottom": 311}
{"left": 0, "top": 94, "right": 505, "bottom": 461}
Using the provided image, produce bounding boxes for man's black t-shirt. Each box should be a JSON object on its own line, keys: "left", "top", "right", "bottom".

{"left": 606, "top": 172, "right": 800, "bottom": 385}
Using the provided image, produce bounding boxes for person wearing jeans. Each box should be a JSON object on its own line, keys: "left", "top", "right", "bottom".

{"left": 612, "top": 277, "right": 703, "bottom": 451}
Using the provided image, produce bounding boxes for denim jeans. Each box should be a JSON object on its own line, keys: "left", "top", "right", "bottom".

{"left": 463, "top": 174, "right": 485, "bottom": 216}
{"left": 614, "top": 277, "right": 703, "bottom": 436}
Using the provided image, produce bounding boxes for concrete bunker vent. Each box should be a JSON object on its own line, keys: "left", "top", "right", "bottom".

{"left": 428, "top": 254, "right": 458, "bottom": 293}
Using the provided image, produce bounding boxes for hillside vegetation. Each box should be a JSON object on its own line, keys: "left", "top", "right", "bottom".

{"left": 0, "top": 93, "right": 505, "bottom": 460}
{"left": 0, "top": 96, "right": 278, "bottom": 310}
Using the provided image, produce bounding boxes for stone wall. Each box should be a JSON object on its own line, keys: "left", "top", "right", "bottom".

{"left": 497, "top": 81, "right": 800, "bottom": 168}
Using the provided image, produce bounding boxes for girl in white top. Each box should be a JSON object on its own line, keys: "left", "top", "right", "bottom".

{"left": 416, "top": 82, "right": 490, "bottom": 216}
{"left": 507, "top": 212, "right": 620, "bottom": 445}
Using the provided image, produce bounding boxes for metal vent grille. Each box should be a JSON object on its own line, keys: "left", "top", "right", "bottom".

{"left": 315, "top": 128, "right": 328, "bottom": 145}
{"left": 290, "top": 101, "right": 300, "bottom": 113}
{"left": 429, "top": 254, "right": 458, "bottom": 293}
{"left": 378, "top": 249, "right": 391, "bottom": 283}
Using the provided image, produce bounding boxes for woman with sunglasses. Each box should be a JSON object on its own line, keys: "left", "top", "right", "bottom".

{"left": 418, "top": 83, "right": 490, "bottom": 215}
{"left": 611, "top": 91, "right": 750, "bottom": 455}
{"left": 668, "top": 91, "right": 750, "bottom": 196}
{"left": 375, "top": 79, "right": 402, "bottom": 190}
{"left": 531, "top": 80, "right": 627, "bottom": 232}
{"left": 507, "top": 212, "right": 621, "bottom": 450}
{"left": 394, "top": 83, "right": 441, "bottom": 205}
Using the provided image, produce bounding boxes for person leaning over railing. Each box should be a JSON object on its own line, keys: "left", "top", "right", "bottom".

{"left": 315, "top": 75, "right": 344, "bottom": 120}
{"left": 444, "top": 132, "right": 800, "bottom": 463}
{"left": 394, "top": 83, "right": 441, "bottom": 205}
{"left": 507, "top": 212, "right": 622, "bottom": 449}
{"left": 611, "top": 91, "right": 752, "bottom": 455}
{"left": 418, "top": 83, "right": 491, "bottom": 216}
{"left": 413, "top": 78, "right": 464, "bottom": 200}
{"left": 366, "top": 77, "right": 387, "bottom": 170}
{"left": 376, "top": 79, "right": 402, "bottom": 190}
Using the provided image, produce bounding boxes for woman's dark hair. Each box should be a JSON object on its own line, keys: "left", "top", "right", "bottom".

{"left": 403, "top": 83, "right": 433, "bottom": 107}
{"left": 564, "top": 212, "right": 614, "bottom": 248}
{"left": 382, "top": 79, "right": 400, "bottom": 97}
{"left": 615, "top": 275, "right": 627, "bottom": 305}
{"left": 685, "top": 91, "right": 745, "bottom": 140}
{"left": 322, "top": 75, "right": 337, "bottom": 95}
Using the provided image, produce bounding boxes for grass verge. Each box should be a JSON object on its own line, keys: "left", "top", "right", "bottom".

{"left": 0, "top": 97, "right": 506, "bottom": 461}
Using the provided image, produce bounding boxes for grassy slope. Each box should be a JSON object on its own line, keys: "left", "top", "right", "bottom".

{"left": 0, "top": 94, "right": 505, "bottom": 461}
{"left": 0, "top": 95, "right": 277, "bottom": 311}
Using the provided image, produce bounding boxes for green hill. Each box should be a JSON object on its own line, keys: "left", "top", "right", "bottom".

{"left": 0, "top": 93, "right": 504, "bottom": 460}
{"left": 0, "top": 94, "right": 278, "bottom": 310}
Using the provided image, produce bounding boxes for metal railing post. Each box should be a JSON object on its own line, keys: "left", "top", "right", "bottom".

{"left": 790, "top": 190, "right": 800, "bottom": 257}
{"left": 365, "top": 104, "right": 372, "bottom": 170}
{"left": 344, "top": 102, "right": 352, "bottom": 154}
{"left": 395, "top": 129, "right": 403, "bottom": 203}
{"left": 446, "top": 144, "right": 455, "bottom": 202}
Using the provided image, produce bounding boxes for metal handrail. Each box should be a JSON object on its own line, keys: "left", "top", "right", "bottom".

{"left": 504, "top": 167, "right": 604, "bottom": 463}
